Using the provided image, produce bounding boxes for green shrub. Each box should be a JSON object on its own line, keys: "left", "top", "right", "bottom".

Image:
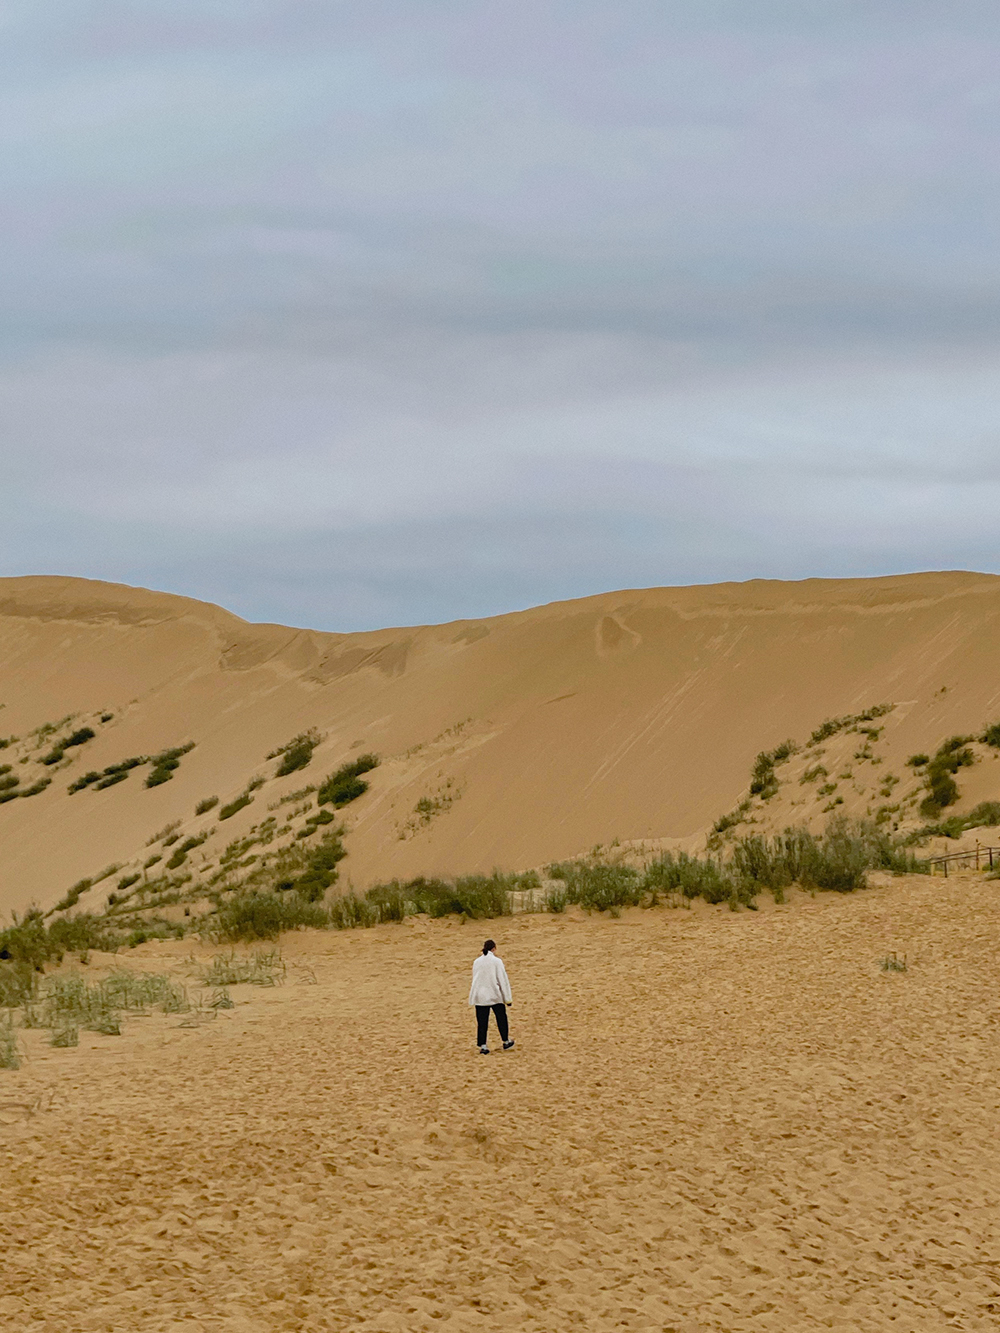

{"left": 317, "top": 754, "right": 380, "bottom": 808}
{"left": 919, "top": 736, "right": 976, "bottom": 818}
{"left": 547, "top": 863, "right": 642, "bottom": 913}
{"left": 328, "top": 894, "right": 380, "bottom": 929}
{"left": 0, "top": 961, "right": 37, "bottom": 1009}
{"left": 165, "top": 834, "right": 207, "bottom": 869}
{"left": 20, "top": 777, "right": 51, "bottom": 798}
{"left": 195, "top": 796, "right": 218, "bottom": 815}
{"left": 364, "top": 872, "right": 517, "bottom": 920}
{"left": 276, "top": 832, "right": 347, "bottom": 901}
{"left": 980, "top": 722, "right": 1000, "bottom": 748}
{"left": 53, "top": 879, "right": 93, "bottom": 912}
{"left": 145, "top": 742, "right": 195, "bottom": 788}
{"left": 215, "top": 892, "right": 329, "bottom": 941}
{"left": 200, "top": 949, "right": 285, "bottom": 987}
{"left": 907, "top": 753, "right": 929, "bottom": 768}
{"left": 219, "top": 792, "right": 254, "bottom": 820}
{"left": 642, "top": 852, "right": 739, "bottom": 905}
{"left": 270, "top": 730, "right": 321, "bottom": 777}
{"left": 0, "top": 1013, "right": 21, "bottom": 1069}
{"left": 967, "top": 801, "right": 1000, "bottom": 827}
{"left": 68, "top": 770, "right": 101, "bottom": 794}
{"left": 65, "top": 727, "right": 96, "bottom": 748}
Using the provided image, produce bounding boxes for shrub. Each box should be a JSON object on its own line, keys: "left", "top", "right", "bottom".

{"left": 195, "top": 796, "right": 219, "bottom": 815}
{"left": 0, "top": 1013, "right": 21, "bottom": 1069}
{"left": 328, "top": 894, "right": 380, "bottom": 929}
{"left": 0, "top": 961, "right": 37, "bottom": 1009}
{"left": 919, "top": 736, "right": 976, "bottom": 818}
{"left": 145, "top": 742, "right": 195, "bottom": 788}
{"left": 980, "top": 722, "right": 1000, "bottom": 748}
{"left": 729, "top": 818, "right": 920, "bottom": 898}
{"left": 219, "top": 792, "right": 254, "bottom": 820}
{"left": 270, "top": 730, "right": 321, "bottom": 777}
{"left": 907, "top": 753, "right": 929, "bottom": 768}
{"left": 364, "top": 872, "right": 517, "bottom": 920}
{"left": 317, "top": 754, "right": 380, "bottom": 808}
{"left": 642, "top": 852, "right": 739, "bottom": 905}
{"left": 165, "top": 834, "right": 207, "bottom": 869}
{"left": 200, "top": 949, "right": 285, "bottom": 987}
{"left": 68, "top": 771, "right": 101, "bottom": 794}
{"left": 967, "top": 801, "right": 1000, "bottom": 827}
{"left": 277, "top": 832, "right": 347, "bottom": 901}
{"left": 53, "top": 879, "right": 93, "bottom": 912}
{"left": 215, "top": 892, "right": 329, "bottom": 942}
{"left": 547, "top": 862, "right": 642, "bottom": 913}
{"left": 65, "top": 727, "right": 96, "bottom": 748}
{"left": 19, "top": 778, "right": 51, "bottom": 798}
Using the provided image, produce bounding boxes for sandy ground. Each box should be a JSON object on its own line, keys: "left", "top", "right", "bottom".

{"left": 3, "top": 874, "right": 1000, "bottom": 1332}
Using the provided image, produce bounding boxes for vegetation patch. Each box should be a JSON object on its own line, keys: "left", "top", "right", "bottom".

{"left": 270, "top": 730, "right": 322, "bottom": 777}
{"left": 807, "top": 703, "right": 894, "bottom": 747}
{"left": 219, "top": 791, "right": 255, "bottom": 821}
{"left": 40, "top": 726, "right": 96, "bottom": 766}
{"left": 919, "top": 735, "right": 976, "bottom": 819}
{"left": 214, "top": 893, "right": 329, "bottom": 942}
{"left": 195, "top": 796, "right": 219, "bottom": 815}
{"left": 317, "top": 754, "right": 379, "bottom": 808}
{"left": 145, "top": 742, "right": 195, "bottom": 788}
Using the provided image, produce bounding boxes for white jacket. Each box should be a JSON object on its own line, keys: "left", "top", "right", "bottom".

{"left": 468, "top": 952, "right": 512, "bottom": 1007}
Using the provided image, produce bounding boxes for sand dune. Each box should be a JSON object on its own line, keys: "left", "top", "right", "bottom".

{"left": 2, "top": 873, "right": 999, "bottom": 1331}
{"left": 3, "top": 570, "right": 1000, "bottom": 916}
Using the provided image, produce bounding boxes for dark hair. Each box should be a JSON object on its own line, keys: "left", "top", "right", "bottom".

{"left": 482, "top": 939, "right": 496, "bottom": 955}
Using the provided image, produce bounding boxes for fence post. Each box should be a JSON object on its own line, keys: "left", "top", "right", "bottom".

{"left": 944, "top": 858, "right": 948, "bottom": 878}
{"left": 976, "top": 841, "right": 980, "bottom": 870}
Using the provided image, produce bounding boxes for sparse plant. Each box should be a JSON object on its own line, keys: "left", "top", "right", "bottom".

{"left": 880, "top": 953, "right": 907, "bottom": 973}
{"left": 270, "top": 730, "right": 322, "bottom": 777}
{"left": 195, "top": 796, "right": 219, "bottom": 815}
{"left": 146, "top": 742, "right": 195, "bottom": 788}
{"left": 214, "top": 892, "right": 328, "bottom": 941}
{"left": 0, "top": 1013, "right": 21, "bottom": 1069}
{"left": 919, "top": 736, "right": 976, "bottom": 818}
{"left": 219, "top": 791, "right": 254, "bottom": 821}
{"left": 317, "top": 754, "right": 379, "bottom": 808}
{"left": 200, "top": 949, "right": 286, "bottom": 986}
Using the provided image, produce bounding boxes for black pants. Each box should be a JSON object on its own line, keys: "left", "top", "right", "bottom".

{"left": 476, "top": 1003, "right": 509, "bottom": 1046}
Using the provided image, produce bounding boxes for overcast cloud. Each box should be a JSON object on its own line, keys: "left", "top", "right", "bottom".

{"left": 2, "top": 1, "right": 999, "bottom": 629}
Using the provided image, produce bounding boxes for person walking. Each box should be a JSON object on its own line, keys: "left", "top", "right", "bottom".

{"left": 469, "top": 939, "right": 514, "bottom": 1054}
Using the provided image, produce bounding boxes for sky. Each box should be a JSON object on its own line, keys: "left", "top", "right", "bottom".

{"left": 2, "top": 0, "right": 999, "bottom": 631}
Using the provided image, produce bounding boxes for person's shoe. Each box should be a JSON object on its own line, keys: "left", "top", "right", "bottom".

{"left": 479, "top": 1045, "right": 490, "bottom": 1055}
{"left": 502, "top": 1039, "right": 515, "bottom": 1050}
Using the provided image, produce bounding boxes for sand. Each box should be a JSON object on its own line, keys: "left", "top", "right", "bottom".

{"left": 3, "top": 871, "right": 999, "bottom": 1331}
{"left": 4, "top": 570, "right": 1000, "bottom": 918}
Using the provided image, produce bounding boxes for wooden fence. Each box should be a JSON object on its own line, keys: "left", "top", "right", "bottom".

{"left": 926, "top": 843, "right": 1000, "bottom": 876}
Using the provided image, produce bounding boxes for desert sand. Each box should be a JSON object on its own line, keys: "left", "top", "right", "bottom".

{"left": 3, "top": 570, "right": 1000, "bottom": 918}
{"left": 3, "top": 871, "right": 999, "bottom": 1332}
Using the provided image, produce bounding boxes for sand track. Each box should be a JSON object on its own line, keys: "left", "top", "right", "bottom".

{"left": 3, "top": 873, "right": 999, "bottom": 1331}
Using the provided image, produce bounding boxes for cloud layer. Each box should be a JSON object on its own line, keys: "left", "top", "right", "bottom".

{"left": 3, "top": 2, "right": 999, "bottom": 627}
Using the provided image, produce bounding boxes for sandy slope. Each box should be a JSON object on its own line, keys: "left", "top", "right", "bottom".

{"left": 3, "top": 571, "right": 1000, "bottom": 916}
{"left": 2, "top": 873, "right": 999, "bottom": 1331}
